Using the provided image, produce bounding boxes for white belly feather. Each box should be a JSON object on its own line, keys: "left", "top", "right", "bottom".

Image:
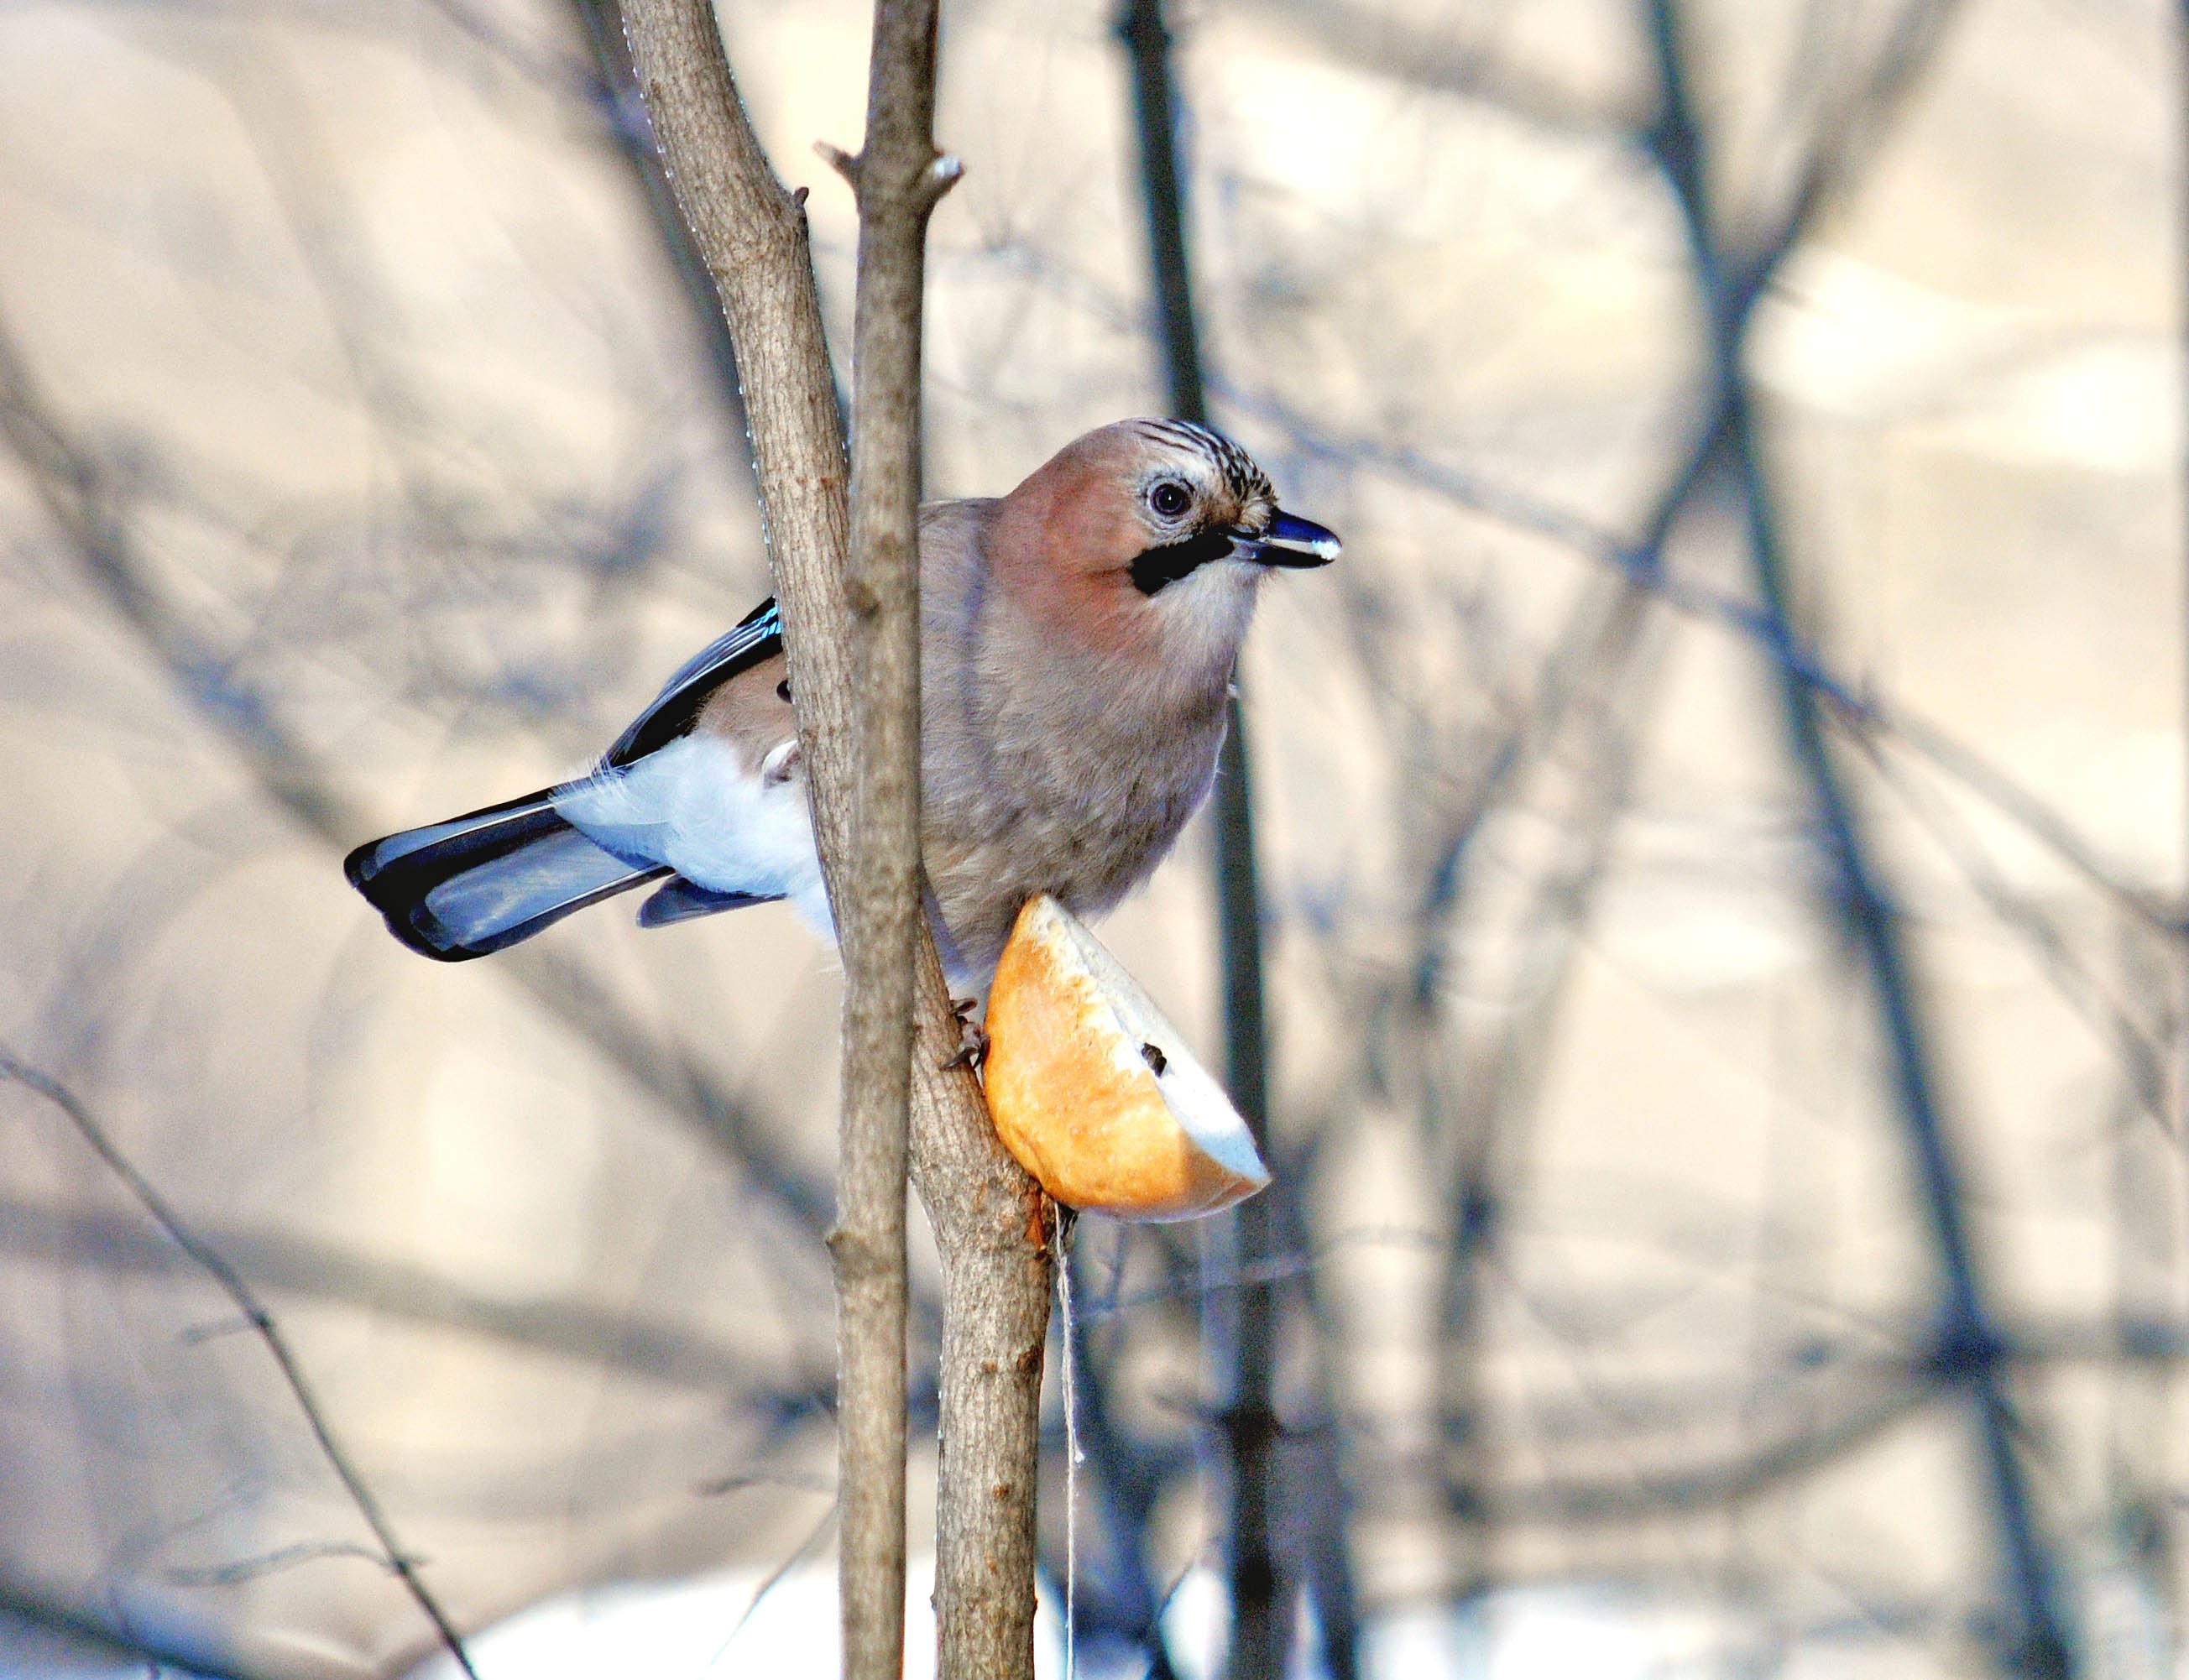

{"left": 556, "top": 736, "right": 830, "bottom": 933}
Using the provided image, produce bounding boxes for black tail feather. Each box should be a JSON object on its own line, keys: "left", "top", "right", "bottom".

{"left": 345, "top": 789, "right": 665, "bottom": 961}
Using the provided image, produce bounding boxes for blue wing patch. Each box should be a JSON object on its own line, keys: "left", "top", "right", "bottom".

{"left": 603, "top": 597, "right": 783, "bottom": 768}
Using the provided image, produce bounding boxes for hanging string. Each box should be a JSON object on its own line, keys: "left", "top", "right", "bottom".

{"left": 1052, "top": 1207, "right": 1083, "bottom": 1680}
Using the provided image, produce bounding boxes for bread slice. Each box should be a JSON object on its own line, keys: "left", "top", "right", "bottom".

{"left": 983, "top": 895, "right": 1270, "bottom": 1222}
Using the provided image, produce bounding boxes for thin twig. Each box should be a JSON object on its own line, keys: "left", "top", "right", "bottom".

{"left": 1053, "top": 1244, "right": 1187, "bottom": 1677}
{"left": 705, "top": 1495, "right": 842, "bottom": 1672}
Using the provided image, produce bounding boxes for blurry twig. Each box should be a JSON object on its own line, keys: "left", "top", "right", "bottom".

{"left": 1877, "top": 711, "right": 2176, "bottom": 933}
{"left": 1429, "top": 592, "right": 1659, "bottom": 1591}
{"left": 567, "top": 0, "right": 753, "bottom": 438}
{"left": 1228, "top": 389, "right": 2178, "bottom": 941}
{"left": 165, "top": 1542, "right": 396, "bottom": 1589}
{"left": 692, "top": 1469, "right": 837, "bottom": 1498}
{"left": 1114, "top": 3, "right": 1312, "bottom": 1672}
{"left": 0, "top": 306, "right": 849, "bottom": 1260}
{"left": 0, "top": 1196, "right": 762, "bottom": 1392}
{"left": 1225, "top": 0, "right": 1642, "bottom": 136}
{"left": 1853, "top": 731, "right": 2172, "bottom": 1131}
{"left": 1645, "top": 2, "right": 2077, "bottom": 1671}
{"left": 961, "top": 233, "right": 2181, "bottom": 934}
{"left": 705, "top": 1495, "right": 841, "bottom": 1673}
{"left": 1075, "top": 1224, "right": 1445, "bottom": 1320}
{"left": 0, "top": 1048, "right": 478, "bottom": 1678}
{"left": 1257, "top": 1140, "right": 1362, "bottom": 1680}
{"left": 1375, "top": 1310, "right": 2189, "bottom": 1531}
{"left": 1500, "top": 1380, "right": 1935, "bottom": 1526}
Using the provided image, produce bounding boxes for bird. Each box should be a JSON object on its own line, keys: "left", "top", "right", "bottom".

{"left": 344, "top": 418, "right": 1340, "bottom": 988}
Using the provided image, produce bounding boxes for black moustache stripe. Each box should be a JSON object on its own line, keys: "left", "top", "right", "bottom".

{"left": 1128, "top": 529, "right": 1235, "bottom": 595}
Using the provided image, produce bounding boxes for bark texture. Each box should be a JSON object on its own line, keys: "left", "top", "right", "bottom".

{"left": 617, "top": 5, "right": 1053, "bottom": 1675}
{"left": 827, "top": 3, "right": 953, "bottom": 1674}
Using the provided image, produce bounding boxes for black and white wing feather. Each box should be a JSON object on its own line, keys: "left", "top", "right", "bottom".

{"left": 603, "top": 597, "right": 784, "bottom": 768}
{"left": 347, "top": 597, "right": 799, "bottom": 960}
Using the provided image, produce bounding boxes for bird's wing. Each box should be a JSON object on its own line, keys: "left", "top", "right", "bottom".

{"left": 603, "top": 597, "right": 783, "bottom": 769}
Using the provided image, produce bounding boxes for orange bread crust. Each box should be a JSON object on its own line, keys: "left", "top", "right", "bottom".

{"left": 984, "top": 899, "right": 1257, "bottom": 1220}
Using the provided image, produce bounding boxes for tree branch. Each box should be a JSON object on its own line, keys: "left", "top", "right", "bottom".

{"left": 824, "top": 3, "right": 961, "bottom": 1674}
{"left": 614, "top": 7, "right": 1053, "bottom": 1675}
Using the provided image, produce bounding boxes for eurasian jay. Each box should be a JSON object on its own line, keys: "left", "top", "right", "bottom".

{"left": 345, "top": 418, "right": 1340, "bottom": 986}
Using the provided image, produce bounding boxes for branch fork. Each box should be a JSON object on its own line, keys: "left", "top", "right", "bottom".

{"left": 816, "top": 139, "right": 965, "bottom": 211}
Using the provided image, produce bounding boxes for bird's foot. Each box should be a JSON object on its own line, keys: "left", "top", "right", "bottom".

{"left": 943, "top": 996, "right": 989, "bottom": 1072}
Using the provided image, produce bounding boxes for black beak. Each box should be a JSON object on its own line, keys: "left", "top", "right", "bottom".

{"left": 1230, "top": 509, "right": 1341, "bottom": 568}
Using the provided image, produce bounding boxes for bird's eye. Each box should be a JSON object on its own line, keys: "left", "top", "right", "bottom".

{"left": 1149, "top": 480, "right": 1192, "bottom": 519}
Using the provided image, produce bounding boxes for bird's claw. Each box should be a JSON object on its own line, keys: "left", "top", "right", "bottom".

{"left": 943, "top": 998, "right": 989, "bottom": 1071}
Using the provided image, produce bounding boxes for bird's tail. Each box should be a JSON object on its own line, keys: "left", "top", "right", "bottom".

{"left": 344, "top": 788, "right": 666, "bottom": 962}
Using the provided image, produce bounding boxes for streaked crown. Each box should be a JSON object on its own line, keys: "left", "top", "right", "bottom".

{"left": 1127, "top": 417, "right": 1275, "bottom": 519}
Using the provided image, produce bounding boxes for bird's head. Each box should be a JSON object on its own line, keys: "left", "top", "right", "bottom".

{"left": 992, "top": 418, "right": 1340, "bottom": 673}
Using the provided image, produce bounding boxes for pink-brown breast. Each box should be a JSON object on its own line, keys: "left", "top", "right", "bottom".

{"left": 692, "top": 650, "right": 797, "bottom": 772}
